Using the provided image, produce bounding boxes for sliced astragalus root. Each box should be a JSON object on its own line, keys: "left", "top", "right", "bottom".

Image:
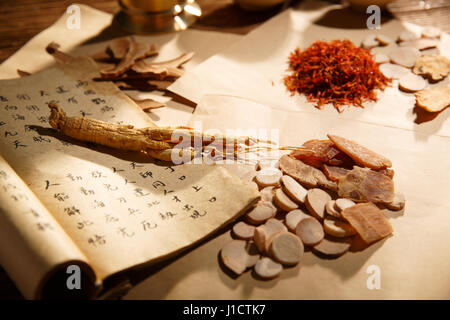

{"left": 312, "top": 237, "right": 351, "bottom": 258}
{"left": 325, "top": 200, "right": 343, "bottom": 220}
{"left": 323, "top": 217, "right": 357, "bottom": 237}
{"left": 245, "top": 202, "right": 277, "bottom": 225}
{"left": 305, "top": 188, "right": 332, "bottom": 220}
{"left": 220, "top": 240, "right": 260, "bottom": 275}
{"left": 285, "top": 209, "right": 311, "bottom": 232}
{"left": 335, "top": 198, "right": 355, "bottom": 212}
{"left": 280, "top": 175, "right": 308, "bottom": 204}
{"left": 255, "top": 167, "right": 282, "bottom": 187}
{"left": 232, "top": 221, "right": 256, "bottom": 240}
{"left": 269, "top": 232, "right": 304, "bottom": 266}
{"left": 254, "top": 257, "right": 283, "bottom": 279}
{"left": 273, "top": 188, "right": 299, "bottom": 212}
{"left": 295, "top": 216, "right": 324, "bottom": 246}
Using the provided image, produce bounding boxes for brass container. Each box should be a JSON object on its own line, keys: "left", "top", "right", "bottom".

{"left": 115, "top": 0, "right": 201, "bottom": 34}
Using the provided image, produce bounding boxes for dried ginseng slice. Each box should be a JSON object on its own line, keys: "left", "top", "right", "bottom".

{"left": 281, "top": 175, "right": 307, "bottom": 204}
{"left": 400, "top": 38, "right": 439, "bottom": 50}
{"left": 279, "top": 155, "right": 337, "bottom": 191}
{"left": 422, "top": 26, "right": 441, "bottom": 39}
{"left": 312, "top": 237, "right": 351, "bottom": 258}
{"left": 246, "top": 202, "right": 277, "bottom": 225}
{"left": 254, "top": 257, "right": 283, "bottom": 279}
{"left": 415, "top": 87, "right": 450, "bottom": 112}
{"left": 335, "top": 198, "right": 355, "bottom": 212}
{"left": 232, "top": 221, "right": 256, "bottom": 240}
{"left": 337, "top": 167, "right": 394, "bottom": 204}
{"left": 325, "top": 200, "right": 342, "bottom": 219}
{"left": 323, "top": 217, "right": 357, "bottom": 237}
{"left": 327, "top": 134, "right": 392, "bottom": 170}
{"left": 399, "top": 73, "right": 427, "bottom": 93}
{"left": 255, "top": 167, "right": 282, "bottom": 187}
{"left": 273, "top": 188, "right": 299, "bottom": 212}
{"left": 220, "top": 240, "right": 260, "bottom": 275}
{"left": 323, "top": 165, "right": 350, "bottom": 182}
{"left": 375, "top": 34, "right": 393, "bottom": 46}
{"left": 285, "top": 209, "right": 310, "bottom": 231}
{"left": 379, "top": 63, "right": 410, "bottom": 79}
{"left": 389, "top": 47, "right": 420, "bottom": 68}
{"left": 295, "top": 216, "right": 324, "bottom": 246}
{"left": 341, "top": 202, "right": 393, "bottom": 244}
{"left": 398, "top": 31, "right": 419, "bottom": 42}
{"left": 361, "top": 34, "right": 379, "bottom": 49}
{"left": 305, "top": 188, "right": 332, "bottom": 220}
{"left": 373, "top": 53, "right": 389, "bottom": 64}
{"left": 413, "top": 55, "right": 450, "bottom": 81}
{"left": 269, "top": 232, "right": 304, "bottom": 266}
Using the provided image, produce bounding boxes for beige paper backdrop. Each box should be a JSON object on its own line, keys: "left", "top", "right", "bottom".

{"left": 125, "top": 95, "right": 450, "bottom": 299}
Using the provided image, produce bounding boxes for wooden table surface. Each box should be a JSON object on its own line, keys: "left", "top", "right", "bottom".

{"left": 0, "top": 0, "right": 296, "bottom": 299}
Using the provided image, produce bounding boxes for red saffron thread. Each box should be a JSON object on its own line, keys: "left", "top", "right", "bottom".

{"left": 283, "top": 39, "right": 391, "bottom": 112}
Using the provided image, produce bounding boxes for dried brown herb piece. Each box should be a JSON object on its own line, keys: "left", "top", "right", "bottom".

{"left": 131, "top": 52, "right": 194, "bottom": 77}
{"left": 108, "top": 37, "right": 131, "bottom": 60}
{"left": 413, "top": 55, "right": 450, "bottom": 81}
{"left": 131, "top": 60, "right": 184, "bottom": 78}
{"left": 415, "top": 86, "right": 450, "bottom": 112}
{"left": 327, "top": 134, "right": 392, "bottom": 170}
{"left": 337, "top": 167, "right": 394, "bottom": 204}
{"left": 341, "top": 202, "right": 393, "bottom": 245}
{"left": 323, "top": 165, "right": 350, "bottom": 182}
{"left": 377, "top": 168, "right": 394, "bottom": 179}
{"left": 291, "top": 140, "right": 340, "bottom": 169}
{"left": 279, "top": 155, "right": 337, "bottom": 191}
{"left": 101, "top": 41, "right": 158, "bottom": 78}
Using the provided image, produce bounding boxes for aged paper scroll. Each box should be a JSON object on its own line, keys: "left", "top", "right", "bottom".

{"left": 0, "top": 154, "right": 94, "bottom": 299}
{"left": 0, "top": 58, "right": 260, "bottom": 296}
